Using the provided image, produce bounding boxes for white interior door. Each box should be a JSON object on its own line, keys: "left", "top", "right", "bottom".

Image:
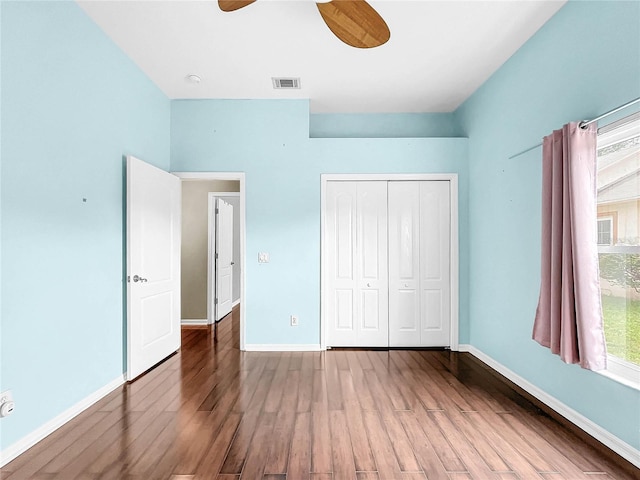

{"left": 215, "top": 198, "right": 234, "bottom": 320}
{"left": 326, "top": 181, "right": 388, "bottom": 347}
{"left": 127, "top": 156, "right": 181, "bottom": 381}
{"left": 389, "top": 181, "right": 450, "bottom": 347}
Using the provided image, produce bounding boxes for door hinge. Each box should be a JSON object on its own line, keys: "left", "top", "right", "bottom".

{"left": 215, "top": 208, "right": 219, "bottom": 214}
{"left": 214, "top": 298, "right": 218, "bottom": 304}
{"left": 127, "top": 275, "right": 130, "bottom": 283}
{"left": 215, "top": 253, "right": 219, "bottom": 259}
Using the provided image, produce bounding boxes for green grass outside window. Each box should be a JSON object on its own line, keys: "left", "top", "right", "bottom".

{"left": 601, "top": 295, "right": 640, "bottom": 365}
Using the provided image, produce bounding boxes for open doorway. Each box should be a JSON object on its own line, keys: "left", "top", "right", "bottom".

{"left": 174, "top": 172, "right": 246, "bottom": 350}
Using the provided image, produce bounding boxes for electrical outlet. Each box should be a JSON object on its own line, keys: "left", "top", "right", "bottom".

{"left": 290, "top": 315, "right": 299, "bottom": 326}
{"left": 258, "top": 252, "right": 270, "bottom": 264}
{"left": 0, "top": 390, "right": 15, "bottom": 418}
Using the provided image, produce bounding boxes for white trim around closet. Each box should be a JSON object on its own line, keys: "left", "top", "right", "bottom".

{"left": 320, "top": 173, "right": 459, "bottom": 351}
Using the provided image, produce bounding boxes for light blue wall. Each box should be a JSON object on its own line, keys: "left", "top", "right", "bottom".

{"left": 455, "top": 0, "right": 640, "bottom": 450}
{"left": 0, "top": 1, "right": 170, "bottom": 450}
{"left": 170, "top": 99, "right": 469, "bottom": 346}
{"left": 310, "top": 113, "right": 463, "bottom": 138}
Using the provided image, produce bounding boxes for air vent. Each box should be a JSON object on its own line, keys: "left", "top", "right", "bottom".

{"left": 272, "top": 77, "right": 301, "bottom": 89}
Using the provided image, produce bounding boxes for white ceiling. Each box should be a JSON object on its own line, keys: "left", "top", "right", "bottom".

{"left": 77, "top": 0, "right": 566, "bottom": 113}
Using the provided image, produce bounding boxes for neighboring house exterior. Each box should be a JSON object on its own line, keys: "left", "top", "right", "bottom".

{"left": 597, "top": 130, "right": 640, "bottom": 299}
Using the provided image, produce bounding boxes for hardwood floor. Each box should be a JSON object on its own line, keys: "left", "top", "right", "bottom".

{"left": 2, "top": 306, "right": 637, "bottom": 479}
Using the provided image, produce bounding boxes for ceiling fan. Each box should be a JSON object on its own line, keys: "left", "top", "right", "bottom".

{"left": 218, "top": 0, "right": 390, "bottom": 49}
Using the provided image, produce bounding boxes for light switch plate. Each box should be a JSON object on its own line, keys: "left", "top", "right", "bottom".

{"left": 258, "top": 252, "right": 270, "bottom": 263}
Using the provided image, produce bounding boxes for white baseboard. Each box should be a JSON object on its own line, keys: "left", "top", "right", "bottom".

{"left": 244, "top": 344, "right": 322, "bottom": 352}
{"left": 458, "top": 344, "right": 640, "bottom": 468}
{"left": 0, "top": 375, "right": 125, "bottom": 467}
{"left": 232, "top": 299, "right": 241, "bottom": 307}
{"left": 181, "top": 318, "right": 208, "bottom": 326}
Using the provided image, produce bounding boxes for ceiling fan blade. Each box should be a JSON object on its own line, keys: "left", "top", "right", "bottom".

{"left": 316, "top": 0, "right": 390, "bottom": 49}
{"left": 218, "top": 0, "right": 256, "bottom": 12}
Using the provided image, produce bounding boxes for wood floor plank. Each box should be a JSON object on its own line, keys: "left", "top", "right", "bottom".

{"left": 169, "top": 411, "right": 220, "bottom": 476}
{"left": 396, "top": 410, "right": 450, "bottom": 480}
{"left": 280, "top": 369, "right": 300, "bottom": 412}
{"left": 366, "top": 353, "right": 410, "bottom": 411}
{"left": 311, "top": 409, "right": 333, "bottom": 474}
{"left": 289, "top": 352, "right": 303, "bottom": 371}
{"left": 239, "top": 412, "right": 277, "bottom": 479}
{"left": 347, "top": 367, "right": 377, "bottom": 411}
{"left": 264, "top": 353, "right": 290, "bottom": 412}
{"left": 195, "top": 413, "right": 242, "bottom": 477}
{"left": 428, "top": 410, "right": 496, "bottom": 478}
{"left": 355, "top": 473, "right": 379, "bottom": 480}
{"left": 440, "top": 409, "right": 511, "bottom": 472}
{"left": 219, "top": 410, "right": 263, "bottom": 474}
{"left": 325, "top": 353, "right": 345, "bottom": 411}
{"left": 362, "top": 369, "right": 421, "bottom": 472}
{"left": 362, "top": 410, "right": 403, "bottom": 479}
{"left": 329, "top": 410, "right": 357, "bottom": 480}
{"left": 287, "top": 412, "right": 312, "bottom": 480}
{"left": 297, "top": 372, "right": 314, "bottom": 413}
{"left": 232, "top": 358, "right": 268, "bottom": 413}
{"left": 338, "top": 370, "right": 376, "bottom": 472}
{"left": 264, "top": 408, "right": 296, "bottom": 474}
{"left": 123, "top": 411, "right": 176, "bottom": 476}
{"left": 409, "top": 352, "right": 475, "bottom": 412}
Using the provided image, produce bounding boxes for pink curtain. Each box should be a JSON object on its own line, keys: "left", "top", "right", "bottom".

{"left": 532, "top": 122, "right": 607, "bottom": 371}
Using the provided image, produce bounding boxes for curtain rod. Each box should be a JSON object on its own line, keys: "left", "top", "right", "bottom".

{"left": 509, "top": 97, "right": 640, "bottom": 160}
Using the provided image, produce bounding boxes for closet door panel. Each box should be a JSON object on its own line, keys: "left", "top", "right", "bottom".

{"left": 326, "top": 181, "right": 388, "bottom": 347}
{"left": 420, "top": 181, "right": 451, "bottom": 346}
{"left": 326, "top": 182, "right": 358, "bottom": 346}
{"left": 423, "top": 289, "right": 443, "bottom": 329}
{"left": 356, "top": 182, "right": 389, "bottom": 346}
{"left": 388, "top": 182, "right": 421, "bottom": 347}
{"left": 335, "top": 289, "right": 354, "bottom": 330}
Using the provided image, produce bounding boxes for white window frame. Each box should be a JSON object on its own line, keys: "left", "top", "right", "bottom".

{"left": 596, "top": 216, "right": 613, "bottom": 246}
{"left": 596, "top": 113, "right": 640, "bottom": 390}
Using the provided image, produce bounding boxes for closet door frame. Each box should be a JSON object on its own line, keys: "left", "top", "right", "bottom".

{"left": 321, "top": 173, "right": 459, "bottom": 351}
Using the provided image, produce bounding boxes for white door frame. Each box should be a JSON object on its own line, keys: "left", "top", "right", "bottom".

{"left": 174, "top": 172, "right": 246, "bottom": 351}
{"left": 320, "top": 173, "right": 459, "bottom": 351}
{"left": 208, "top": 192, "right": 241, "bottom": 325}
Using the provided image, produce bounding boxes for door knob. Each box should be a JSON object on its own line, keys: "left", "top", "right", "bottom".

{"left": 231, "top": 261, "right": 235, "bottom": 265}
{"left": 367, "top": 283, "right": 371, "bottom": 287}
{"left": 133, "top": 275, "right": 148, "bottom": 283}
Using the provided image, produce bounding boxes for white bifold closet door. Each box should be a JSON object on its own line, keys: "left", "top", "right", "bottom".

{"left": 388, "top": 181, "right": 451, "bottom": 347}
{"left": 325, "top": 181, "right": 389, "bottom": 347}
{"left": 326, "top": 180, "right": 450, "bottom": 348}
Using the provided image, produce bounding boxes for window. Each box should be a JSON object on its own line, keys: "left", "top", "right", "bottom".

{"left": 596, "top": 113, "right": 640, "bottom": 386}
{"left": 597, "top": 217, "right": 613, "bottom": 245}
